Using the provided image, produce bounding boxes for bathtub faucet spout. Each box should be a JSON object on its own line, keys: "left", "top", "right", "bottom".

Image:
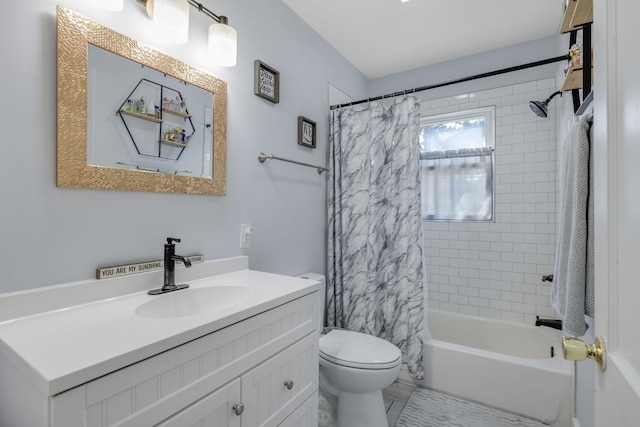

{"left": 535, "top": 316, "right": 562, "bottom": 330}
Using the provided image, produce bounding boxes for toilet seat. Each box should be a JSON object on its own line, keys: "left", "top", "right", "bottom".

{"left": 319, "top": 329, "right": 402, "bottom": 370}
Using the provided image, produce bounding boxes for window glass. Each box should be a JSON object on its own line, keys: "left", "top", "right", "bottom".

{"left": 421, "top": 117, "right": 486, "bottom": 152}
{"left": 420, "top": 107, "right": 494, "bottom": 221}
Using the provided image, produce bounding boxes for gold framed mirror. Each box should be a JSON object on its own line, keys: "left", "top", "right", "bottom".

{"left": 56, "top": 6, "right": 226, "bottom": 195}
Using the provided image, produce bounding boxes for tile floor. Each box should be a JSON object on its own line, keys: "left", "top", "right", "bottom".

{"left": 326, "top": 381, "right": 548, "bottom": 427}
{"left": 319, "top": 380, "right": 417, "bottom": 427}
{"left": 382, "top": 381, "right": 418, "bottom": 426}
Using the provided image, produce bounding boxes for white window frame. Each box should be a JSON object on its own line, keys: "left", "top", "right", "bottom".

{"left": 420, "top": 106, "right": 496, "bottom": 222}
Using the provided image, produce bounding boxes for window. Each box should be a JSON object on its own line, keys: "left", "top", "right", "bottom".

{"left": 420, "top": 107, "right": 494, "bottom": 221}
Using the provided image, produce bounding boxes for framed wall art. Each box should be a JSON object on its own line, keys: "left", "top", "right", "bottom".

{"left": 254, "top": 60, "right": 280, "bottom": 103}
{"left": 298, "top": 116, "right": 316, "bottom": 148}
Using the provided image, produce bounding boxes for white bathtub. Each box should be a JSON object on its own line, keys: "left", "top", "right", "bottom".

{"left": 413, "top": 310, "right": 574, "bottom": 427}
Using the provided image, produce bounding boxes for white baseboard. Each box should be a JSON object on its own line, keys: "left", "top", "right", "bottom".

{"left": 572, "top": 417, "right": 581, "bottom": 427}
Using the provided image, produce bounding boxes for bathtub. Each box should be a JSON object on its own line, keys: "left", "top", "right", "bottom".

{"left": 413, "top": 310, "right": 574, "bottom": 427}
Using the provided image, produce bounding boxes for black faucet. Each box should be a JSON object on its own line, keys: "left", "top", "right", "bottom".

{"left": 148, "top": 237, "right": 193, "bottom": 295}
{"left": 535, "top": 315, "right": 589, "bottom": 332}
{"left": 535, "top": 316, "right": 563, "bottom": 330}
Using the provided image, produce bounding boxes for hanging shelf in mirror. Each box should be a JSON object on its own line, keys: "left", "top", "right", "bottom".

{"left": 118, "top": 110, "right": 163, "bottom": 123}
{"left": 163, "top": 109, "right": 192, "bottom": 119}
{"left": 116, "top": 78, "right": 196, "bottom": 162}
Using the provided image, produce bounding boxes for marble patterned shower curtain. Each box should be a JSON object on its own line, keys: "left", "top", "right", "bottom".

{"left": 327, "top": 96, "right": 425, "bottom": 380}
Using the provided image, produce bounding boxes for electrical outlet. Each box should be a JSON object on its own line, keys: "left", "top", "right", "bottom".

{"left": 240, "top": 224, "right": 252, "bottom": 248}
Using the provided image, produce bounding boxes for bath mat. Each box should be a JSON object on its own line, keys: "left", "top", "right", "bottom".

{"left": 395, "top": 388, "right": 548, "bottom": 427}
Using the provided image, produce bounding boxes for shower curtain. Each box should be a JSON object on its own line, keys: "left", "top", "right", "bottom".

{"left": 327, "top": 96, "right": 425, "bottom": 380}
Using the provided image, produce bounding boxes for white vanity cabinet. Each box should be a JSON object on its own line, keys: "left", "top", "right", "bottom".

{"left": 49, "top": 292, "right": 319, "bottom": 427}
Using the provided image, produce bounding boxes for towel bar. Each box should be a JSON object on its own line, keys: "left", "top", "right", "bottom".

{"left": 257, "top": 152, "right": 329, "bottom": 174}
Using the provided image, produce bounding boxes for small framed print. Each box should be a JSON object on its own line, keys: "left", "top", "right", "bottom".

{"left": 254, "top": 60, "right": 280, "bottom": 103}
{"left": 298, "top": 116, "right": 316, "bottom": 148}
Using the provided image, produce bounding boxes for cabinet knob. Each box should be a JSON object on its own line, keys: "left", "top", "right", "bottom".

{"left": 232, "top": 403, "right": 245, "bottom": 416}
{"left": 284, "top": 379, "right": 294, "bottom": 390}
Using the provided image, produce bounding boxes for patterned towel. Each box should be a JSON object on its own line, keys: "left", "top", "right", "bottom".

{"left": 396, "top": 388, "right": 548, "bottom": 427}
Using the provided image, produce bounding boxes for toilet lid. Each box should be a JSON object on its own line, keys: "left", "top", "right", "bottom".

{"left": 319, "top": 329, "right": 402, "bottom": 370}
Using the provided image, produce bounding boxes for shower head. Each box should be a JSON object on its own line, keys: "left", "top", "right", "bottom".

{"left": 529, "top": 91, "right": 562, "bottom": 118}
{"left": 529, "top": 100, "right": 548, "bottom": 118}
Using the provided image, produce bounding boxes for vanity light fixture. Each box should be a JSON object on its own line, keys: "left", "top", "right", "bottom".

{"left": 101, "top": 0, "right": 124, "bottom": 11}
{"left": 140, "top": 0, "right": 237, "bottom": 67}
{"left": 208, "top": 15, "right": 237, "bottom": 67}
{"left": 151, "top": 0, "right": 190, "bottom": 45}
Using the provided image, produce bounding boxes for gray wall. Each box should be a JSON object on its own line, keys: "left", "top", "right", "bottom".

{"left": 0, "top": 0, "right": 368, "bottom": 293}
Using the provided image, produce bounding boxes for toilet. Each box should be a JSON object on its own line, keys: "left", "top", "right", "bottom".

{"left": 299, "top": 274, "right": 402, "bottom": 427}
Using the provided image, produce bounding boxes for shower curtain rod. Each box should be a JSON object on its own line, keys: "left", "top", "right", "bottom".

{"left": 330, "top": 54, "right": 570, "bottom": 110}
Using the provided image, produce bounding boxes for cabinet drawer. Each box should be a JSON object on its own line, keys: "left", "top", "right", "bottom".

{"left": 156, "top": 379, "right": 241, "bottom": 427}
{"left": 242, "top": 333, "right": 318, "bottom": 427}
{"left": 279, "top": 392, "right": 318, "bottom": 427}
{"left": 52, "top": 293, "right": 318, "bottom": 427}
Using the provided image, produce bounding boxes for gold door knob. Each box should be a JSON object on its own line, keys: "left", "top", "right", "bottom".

{"left": 562, "top": 336, "right": 607, "bottom": 371}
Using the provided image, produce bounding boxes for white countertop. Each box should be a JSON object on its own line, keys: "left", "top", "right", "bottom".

{"left": 0, "top": 262, "right": 319, "bottom": 396}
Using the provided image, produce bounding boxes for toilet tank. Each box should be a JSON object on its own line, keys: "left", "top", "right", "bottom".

{"left": 298, "top": 273, "right": 326, "bottom": 332}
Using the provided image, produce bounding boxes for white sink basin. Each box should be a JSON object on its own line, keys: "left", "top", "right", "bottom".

{"left": 135, "top": 286, "right": 253, "bottom": 318}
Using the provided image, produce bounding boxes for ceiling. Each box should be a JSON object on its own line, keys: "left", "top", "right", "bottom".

{"left": 282, "top": 0, "right": 563, "bottom": 79}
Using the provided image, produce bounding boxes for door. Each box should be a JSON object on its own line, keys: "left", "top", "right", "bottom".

{"left": 592, "top": 0, "right": 640, "bottom": 424}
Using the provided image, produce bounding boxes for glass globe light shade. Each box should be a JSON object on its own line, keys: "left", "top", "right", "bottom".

{"left": 101, "top": 0, "right": 124, "bottom": 11}
{"left": 153, "top": 0, "right": 189, "bottom": 44}
{"left": 208, "top": 19, "right": 237, "bottom": 67}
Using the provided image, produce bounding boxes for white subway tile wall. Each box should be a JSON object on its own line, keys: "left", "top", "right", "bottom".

{"left": 420, "top": 78, "right": 557, "bottom": 325}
